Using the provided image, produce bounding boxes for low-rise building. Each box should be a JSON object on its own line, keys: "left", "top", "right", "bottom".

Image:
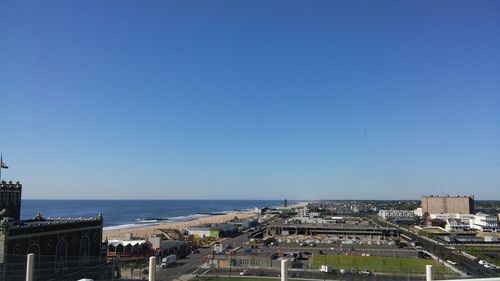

{"left": 146, "top": 235, "right": 189, "bottom": 258}
{"left": 441, "top": 235, "right": 500, "bottom": 244}
{"left": 469, "top": 213, "right": 499, "bottom": 232}
{"left": 428, "top": 213, "right": 499, "bottom": 233}
{"left": 378, "top": 210, "right": 417, "bottom": 223}
{"left": 429, "top": 213, "right": 475, "bottom": 223}
{"left": 186, "top": 223, "right": 237, "bottom": 238}
{"left": 265, "top": 222, "right": 399, "bottom": 245}
{"left": 296, "top": 208, "right": 310, "bottom": 218}
{"left": 107, "top": 239, "right": 151, "bottom": 259}
{"left": 228, "top": 218, "right": 258, "bottom": 230}
{"left": 445, "top": 218, "right": 470, "bottom": 232}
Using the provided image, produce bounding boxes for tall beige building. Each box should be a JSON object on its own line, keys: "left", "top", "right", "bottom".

{"left": 421, "top": 195, "right": 474, "bottom": 214}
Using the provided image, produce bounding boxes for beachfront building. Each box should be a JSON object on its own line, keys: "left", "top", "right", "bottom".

{"left": 186, "top": 223, "right": 237, "bottom": 238}
{"left": 106, "top": 239, "right": 152, "bottom": 260}
{"left": 228, "top": 218, "right": 258, "bottom": 230}
{"left": 0, "top": 180, "right": 110, "bottom": 281}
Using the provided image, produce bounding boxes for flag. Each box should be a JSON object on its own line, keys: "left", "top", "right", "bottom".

{"left": 0, "top": 156, "right": 7, "bottom": 169}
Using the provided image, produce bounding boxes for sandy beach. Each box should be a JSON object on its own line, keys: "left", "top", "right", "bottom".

{"left": 103, "top": 210, "right": 257, "bottom": 239}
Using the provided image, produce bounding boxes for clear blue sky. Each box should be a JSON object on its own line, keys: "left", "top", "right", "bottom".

{"left": 1, "top": 1, "right": 499, "bottom": 200}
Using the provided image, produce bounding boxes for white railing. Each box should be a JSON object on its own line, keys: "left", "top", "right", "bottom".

{"left": 21, "top": 254, "right": 500, "bottom": 281}
{"left": 425, "top": 265, "right": 500, "bottom": 281}
{"left": 26, "top": 253, "right": 34, "bottom": 281}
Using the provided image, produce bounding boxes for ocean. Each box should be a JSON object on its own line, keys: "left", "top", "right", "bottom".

{"left": 20, "top": 199, "right": 285, "bottom": 229}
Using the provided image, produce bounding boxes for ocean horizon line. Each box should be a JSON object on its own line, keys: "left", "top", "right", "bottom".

{"left": 21, "top": 198, "right": 294, "bottom": 201}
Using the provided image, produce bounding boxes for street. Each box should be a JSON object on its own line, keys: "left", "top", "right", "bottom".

{"left": 156, "top": 232, "right": 252, "bottom": 281}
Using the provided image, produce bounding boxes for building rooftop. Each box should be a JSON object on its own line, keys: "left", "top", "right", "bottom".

{"left": 0, "top": 180, "right": 22, "bottom": 190}
{"left": 187, "top": 223, "right": 232, "bottom": 229}
{"left": 1, "top": 212, "right": 102, "bottom": 232}
{"left": 269, "top": 222, "right": 396, "bottom": 230}
{"left": 108, "top": 239, "right": 147, "bottom": 247}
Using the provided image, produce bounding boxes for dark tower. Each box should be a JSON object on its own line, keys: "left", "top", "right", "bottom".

{"left": 0, "top": 180, "right": 22, "bottom": 220}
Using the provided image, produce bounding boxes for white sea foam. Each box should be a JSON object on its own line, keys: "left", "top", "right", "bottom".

{"left": 104, "top": 213, "right": 213, "bottom": 231}
{"left": 103, "top": 222, "right": 160, "bottom": 231}
{"left": 168, "top": 213, "right": 211, "bottom": 221}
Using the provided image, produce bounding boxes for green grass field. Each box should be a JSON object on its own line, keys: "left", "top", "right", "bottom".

{"left": 311, "top": 254, "right": 454, "bottom": 275}
{"left": 193, "top": 277, "right": 279, "bottom": 281}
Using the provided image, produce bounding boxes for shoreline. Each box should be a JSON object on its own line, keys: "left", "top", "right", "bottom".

{"left": 103, "top": 210, "right": 257, "bottom": 239}
{"left": 103, "top": 201, "right": 308, "bottom": 239}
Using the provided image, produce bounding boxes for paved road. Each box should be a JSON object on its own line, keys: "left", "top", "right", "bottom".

{"left": 156, "top": 248, "right": 212, "bottom": 281}
{"left": 156, "top": 232, "right": 252, "bottom": 281}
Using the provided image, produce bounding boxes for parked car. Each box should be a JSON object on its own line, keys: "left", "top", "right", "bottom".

{"left": 359, "top": 270, "right": 371, "bottom": 275}
{"left": 320, "top": 265, "right": 334, "bottom": 273}
{"left": 161, "top": 255, "right": 177, "bottom": 268}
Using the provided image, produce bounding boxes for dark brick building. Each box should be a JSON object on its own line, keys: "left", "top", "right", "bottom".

{"left": 0, "top": 181, "right": 22, "bottom": 220}
{"left": 0, "top": 180, "right": 110, "bottom": 281}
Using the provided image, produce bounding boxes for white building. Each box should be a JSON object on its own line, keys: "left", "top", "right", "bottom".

{"left": 378, "top": 210, "right": 416, "bottom": 222}
{"left": 186, "top": 223, "right": 237, "bottom": 238}
{"left": 429, "top": 213, "right": 498, "bottom": 233}
{"left": 429, "top": 213, "right": 475, "bottom": 223}
{"left": 327, "top": 216, "right": 345, "bottom": 224}
{"left": 228, "top": 218, "right": 257, "bottom": 230}
{"left": 186, "top": 227, "right": 211, "bottom": 238}
{"left": 469, "top": 213, "right": 499, "bottom": 232}
{"left": 297, "top": 207, "right": 310, "bottom": 218}
{"left": 445, "top": 218, "right": 469, "bottom": 232}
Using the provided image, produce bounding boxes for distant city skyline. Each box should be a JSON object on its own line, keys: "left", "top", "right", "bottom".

{"left": 1, "top": 1, "right": 499, "bottom": 200}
